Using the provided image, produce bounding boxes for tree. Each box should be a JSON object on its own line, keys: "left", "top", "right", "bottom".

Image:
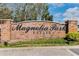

{"left": 14, "top": 3, "right": 53, "bottom": 22}
{"left": 0, "top": 4, "right": 13, "bottom": 19}
{"left": 42, "top": 5, "right": 53, "bottom": 21}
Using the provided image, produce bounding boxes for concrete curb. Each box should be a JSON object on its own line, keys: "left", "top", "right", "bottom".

{"left": 0, "top": 45, "right": 79, "bottom": 50}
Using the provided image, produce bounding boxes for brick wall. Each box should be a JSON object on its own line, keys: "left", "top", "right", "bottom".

{"left": 0, "top": 19, "right": 77, "bottom": 42}
{"left": 11, "top": 21, "right": 66, "bottom": 41}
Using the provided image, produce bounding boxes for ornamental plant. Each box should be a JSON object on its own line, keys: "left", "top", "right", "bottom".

{"left": 66, "top": 32, "right": 79, "bottom": 41}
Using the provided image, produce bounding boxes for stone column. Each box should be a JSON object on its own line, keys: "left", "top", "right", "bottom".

{"left": 1, "top": 19, "right": 11, "bottom": 42}
{"left": 65, "top": 20, "right": 77, "bottom": 33}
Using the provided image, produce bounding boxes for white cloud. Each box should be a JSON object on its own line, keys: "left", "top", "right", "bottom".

{"left": 54, "top": 13, "right": 62, "bottom": 18}
{"left": 63, "top": 7, "right": 79, "bottom": 21}
{"left": 54, "top": 13, "right": 63, "bottom": 22}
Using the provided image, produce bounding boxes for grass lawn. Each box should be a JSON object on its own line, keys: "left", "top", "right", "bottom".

{"left": 0, "top": 38, "right": 79, "bottom": 48}
{"left": 9, "top": 38, "right": 66, "bottom": 47}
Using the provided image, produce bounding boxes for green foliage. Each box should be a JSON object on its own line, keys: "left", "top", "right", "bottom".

{"left": 0, "top": 4, "right": 13, "bottom": 19}
{"left": 0, "top": 3, "right": 53, "bottom": 21}
{"left": 14, "top": 3, "right": 53, "bottom": 22}
{"left": 42, "top": 6, "right": 53, "bottom": 21}
{"left": 66, "top": 32, "right": 79, "bottom": 41}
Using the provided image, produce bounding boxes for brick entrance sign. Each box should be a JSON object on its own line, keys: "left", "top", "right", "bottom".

{"left": 0, "top": 19, "right": 77, "bottom": 42}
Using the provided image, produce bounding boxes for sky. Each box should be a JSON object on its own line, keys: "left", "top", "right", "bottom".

{"left": 48, "top": 3, "right": 79, "bottom": 22}
{"left": 6, "top": 3, "right": 79, "bottom": 23}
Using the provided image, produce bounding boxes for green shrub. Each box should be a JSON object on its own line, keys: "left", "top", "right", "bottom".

{"left": 66, "top": 32, "right": 79, "bottom": 41}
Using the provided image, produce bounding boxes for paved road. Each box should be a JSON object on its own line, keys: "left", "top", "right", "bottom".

{"left": 0, "top": 46, "right": 79, "bottom": 56}
{"left": 70, "top": 48, "right": 79, "bottom": 55}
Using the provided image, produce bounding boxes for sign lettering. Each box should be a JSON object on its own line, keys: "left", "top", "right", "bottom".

{"left": 12, "top": 24, "right": 66, "bottom": 33}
